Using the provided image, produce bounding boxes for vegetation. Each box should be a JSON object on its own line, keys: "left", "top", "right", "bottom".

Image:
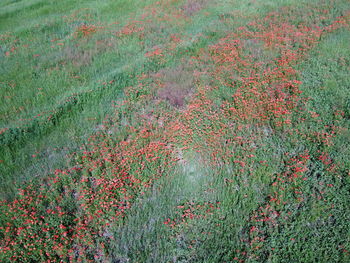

{"left": 1, "top": 0, "right": 349, "bottom": 262}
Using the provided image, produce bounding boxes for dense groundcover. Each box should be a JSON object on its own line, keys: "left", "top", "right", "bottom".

{"left": 1, "top": 0, "right": 349, "bottom": 262}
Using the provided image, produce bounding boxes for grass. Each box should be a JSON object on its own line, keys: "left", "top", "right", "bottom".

{"left": 0, "top": 0, "right": 293, "bottom": 197}
{"left": 1, "top": 0, "right": 350, "bottom": 262}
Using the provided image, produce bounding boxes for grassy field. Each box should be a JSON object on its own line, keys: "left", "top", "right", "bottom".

{"left": 1, "top": 0, "right": 349, "bottom": 262}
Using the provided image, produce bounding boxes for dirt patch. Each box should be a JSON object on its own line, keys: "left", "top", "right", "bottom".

{"left": 63, "top": 46, "right": 93, "bottom": 67}
{"left": 62, "top": 38, "right": 114, "bottom": 68}
{"left": 155, "top": 64, "right": 194, "bottom": 107}
{"left": 181, "top": 0, "right": 209, "bottom": 17}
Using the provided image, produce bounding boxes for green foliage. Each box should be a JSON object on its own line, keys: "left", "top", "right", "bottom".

{"left": 1, "top": 0, "right": 349, "bottom": 262}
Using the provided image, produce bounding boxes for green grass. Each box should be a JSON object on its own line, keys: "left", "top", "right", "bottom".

{"left": 0, "top": 0, "right": 165, "bottom": 197}
{"left": 0, "top": 0, "right": 349, "bottom": 262}
{"left": 0, "top": 0, "right": 309, "bottom": 198}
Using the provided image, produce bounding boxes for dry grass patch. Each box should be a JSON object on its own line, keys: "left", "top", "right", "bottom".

{"left": 182, "top": 0, "right": 209, "bottom": 17}
{"left": 155, "top": 63, "right": 195, "bottom": 108}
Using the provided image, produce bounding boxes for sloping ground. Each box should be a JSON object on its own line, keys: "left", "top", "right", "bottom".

{"left": 1, "top": 0, "right": 350, "bottom": 262}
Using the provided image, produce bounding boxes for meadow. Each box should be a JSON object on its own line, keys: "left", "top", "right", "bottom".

{"left": 0, "top": 0, "right": 349, "bottom": 262}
